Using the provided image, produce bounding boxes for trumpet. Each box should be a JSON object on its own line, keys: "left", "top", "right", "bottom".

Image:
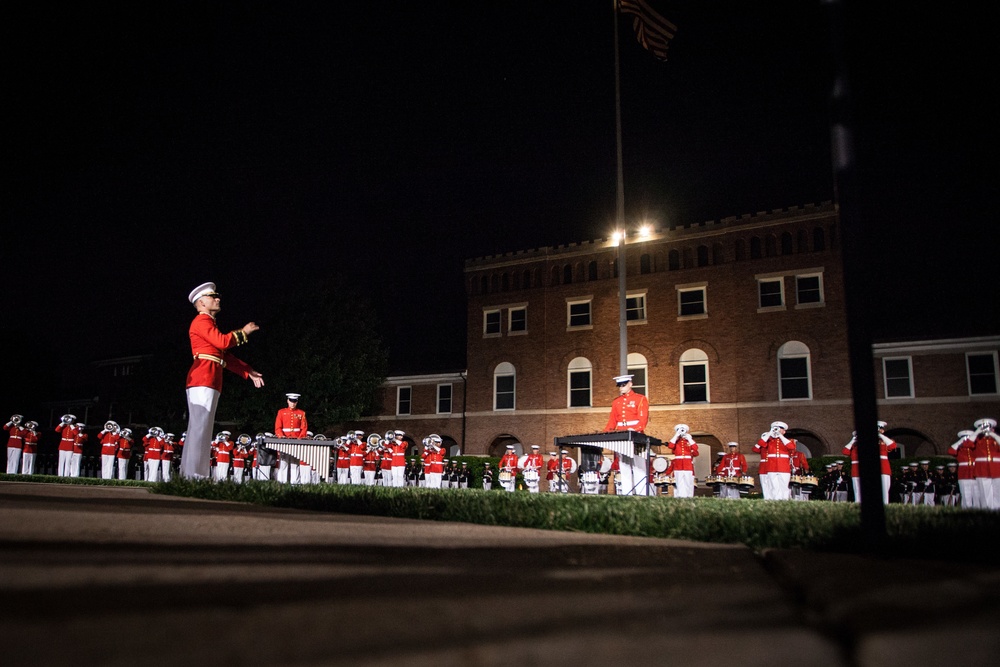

{"left": 104, "top": 420, "right": 120, "bottom": 433}
{"left": 25, "top": 420, "right": 38, "bottom": 431}
{"left": 60, "top": 413, "right": 76, "bottom": 425}
{"left": 385, "top": 430, "right": 395, "bottom": 442}
{"left": 10, "top": 414, "right": 23, "bottom": 425}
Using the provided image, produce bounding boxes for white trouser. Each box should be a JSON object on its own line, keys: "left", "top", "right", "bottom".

{"left": 70, "top": 453, "right": 82, "bottom": 477}
{"left": 336, "top": 468, "right": 349, "bottom": 484}
{"left": 673, "top": 470, "right": 695, "bottom": 498}
{"left": 616, "top": 454, "right": 648, "bottom": 496}
{"left": 232, "top": 466, "right": 244, "bottom": 484}
{"left": 160, "top": 460, "right": 172, "bottom": 482}
{"left": 350, "top": 466, "right": 363, "bottom": 484}
{"left": 58, "top": 450, "right": 73, "bottom": 477}
{"left": 850, "top": 474, "right": 892, "bottom": 504}
{"left": 6, "top": 448, "right": 21, "bottom": 474}
{"left": 215, "top": 462, "right": 230, "bottom": 482}
{"left": 392, "top": 466, "right": 405, "bottom": 487}
{"left": 769, "top": 472, "right": 791, "bottom": 500}
{"left": 722, "top": 484, "right": 741, "bottom": 499}
{"left": 146, "top": 460, "right": 160, "bottom": 483}
{"left": 363, "top": 470, "right": 375, "bottom": 486}
{"left": 298, "top": 464, "right": 311, "bottom": 484}
{"left": 101, "top": 454, "right": 116, "bottom": 479}
{"left": 117, "top": 458, "right": 129, "bottom": 479}
{"left": 22, "top": 452, "right": 35, "bottom": 475}
{"left": 978, "top": 477, "right": 1000, "bottom": 511}
{"left": 425, "top": 472, "right": 441, "bottom": 489}
{"left": 958, "top": 479, "right": 979, "bottom": 509}
{"left": 182, "top": 386, "right": 220, "bottom": 479}
{"left": 922, "top": 489, "right": 936, "bottom": 506}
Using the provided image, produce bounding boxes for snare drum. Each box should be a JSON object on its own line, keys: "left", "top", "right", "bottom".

{"left": 738, "top": 475, "right": 755, "bottom": 490}
{"left": 581, "top": 471, "right": 599, "bottom": 484}
{"left": 499, "top": 471, "right": 513, "bottom": 482}
{"left": 523, "top": 469, "right": 540, "bottom": 483}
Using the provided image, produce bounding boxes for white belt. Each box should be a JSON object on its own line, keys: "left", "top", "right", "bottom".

{"left": 771, "top": 454, "right": 790, "bottom": 458}
{"left": 281, "top": 428, "right": 296, "bottom": 432}
{"left": 616, "top": 420, "right": 639, "bottom": 426}
{"left": 674, "top": 455, "right": 691, "bottom": 460}
{"left": 194, "top": 353, "right": 226, "bottom": 367}
{"left": 975, "top": 457, "right": 995, "bottom": 462}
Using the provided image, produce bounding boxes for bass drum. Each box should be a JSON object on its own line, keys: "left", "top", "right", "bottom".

{"left": 652, "top": 457, "right": 669, "bottom": 473}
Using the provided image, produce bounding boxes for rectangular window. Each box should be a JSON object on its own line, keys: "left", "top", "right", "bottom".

{"left": 628, "top": 366, "right": 647, "bottom": 397}
{"left": 758, "top": 279, "right": 784, "bottom": 309}
{"left": 967, "top": 352, "right": 999, "bottom": 395}
{"left": 569, "top": 370, "right": 592, "bottom": 407}
{"left": 567, "top": 299, "right": 592, "bottom": 328}
{"left": 796, "top": 274, "right": 824, "bottom": 306}
{"left": 508, "top": 306, "right": 527, "bottom": 333}
{"left": 396, "top": 386, "right": 412, "bottom": 415}
{"left": 681, "top": 363, "right": 708, "bottom": 403}
{"left": 779, "top": 357, "right": 811, "bottom": 399}
{"left": 437, "top": 384, "right": 453, "bottom": 414}
{"left": 883, "top": 357, "right": 913, "bottom": 398}
{"left": 483, "top": 309, "right": 501, "bottom": 336}
{"left": 626, "top": 293, "right": 647, "bottom": 322}
{"left": 494, "top": 374, "right": 515, "bottom": 410}
{"left": 678, "top": 288, "right": 706, "bottom": 316}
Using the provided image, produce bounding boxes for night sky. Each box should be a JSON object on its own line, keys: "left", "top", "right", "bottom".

{"left": 5, "top": 1, "right": 997, "bottom": 391}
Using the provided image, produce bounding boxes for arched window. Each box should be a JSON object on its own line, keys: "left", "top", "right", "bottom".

{"left": 778, "top": 341, "right": 812, "bottom": 400}
{"left": 765, "top": 235, "right": 777, "bottom": 257}
{"left": 797, "top": 229, "right": 809, "bottom": 253}
{"left": 668, "top": 249, "right": 680, "bottom": 270}
{"left": 682, "top": 248, "right": 693, "bottom": 269}
{"left": 735, "top": 239, "right": 746, "bottom": 261}
{"left": 490, "top": 274, "right": 499, "bottom": 292}
{"left": 697, "top": 245, "right": 709, "bottom": 267}
{"left": 814, "top": 227, "right": 826, "bottom": 251}
{"left": 750, "top": 237, "right": 762, "bottom": 259}
{"left": 480, "top": 276, "right": 488, "bottom": 294}
{"left": 781, "top": 232, "right": 793, "bottom": 255}
{"left": 575, "top": 262, "right": 585, "bottom": 282}
{"left": 640, "top": 253, "right": 652, "bottom": 274}
{"left": 567, "top": 357, "right": 593, "bottom": 407}
{"left": 551, "top": 266, "right": 560, "bottom": 286}
{"left": 627, "top": 352, "right": 649, "bottom": 397}
{"left": 501, "top": 273, "right": 509, "bottom": 292}
{"left": 563, "top": 265, "right": 573, "bottom": 284}
{"left": 523, "top": 270, "right": 532, "bottom": 289}
{"left": 712, "top": 243, "right": 724, "bottom": 265}
{"left": 587, "top": 261, "right": 598, "bottom": 281}
{"left": 493, "top": 362, "right": 516, "bottom": 410}
{"left": 680, "top": 348, "right": 709, "bottom": 403}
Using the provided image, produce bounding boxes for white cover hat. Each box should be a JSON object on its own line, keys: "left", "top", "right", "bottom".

{"left": 286, "top": 393, "right": 301, "bottom": 401}
{"left": 613, "top": 374, "right": 634, "bottom": 384}
{"left": 188, "top": 282, "right": 217, "bottom": 303}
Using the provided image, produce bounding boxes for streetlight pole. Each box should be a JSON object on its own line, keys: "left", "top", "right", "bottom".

{"left": 617, "top": 232, "right": 628, "bottom": 375}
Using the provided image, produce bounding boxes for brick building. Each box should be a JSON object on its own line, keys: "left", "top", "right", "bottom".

{"left": 357, "top": 202, "right": 999, "bottom": 476}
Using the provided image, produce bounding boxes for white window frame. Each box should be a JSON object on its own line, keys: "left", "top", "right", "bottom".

{"left": 436, "top": 383, "right": 453, "bottom": 414}
{"left": 627, "top": 352, "right": 649, "bottom": 397}
{"left": 396, "top": 386, "right": 412, "bottom": 416}
{"left": 483, "top": 308, "right": 501, "bottom": 337}
{"left": 676, "top": 282, "right": 708, "bottom": 320}
{"left": 566, "top": 297, "right": 593, "bottom": 330}
{"left": 777, "top": 341, "right": 812, "bottom": 400}
{"left": 882, "top": 356, "right": 914, "bottom": 399}
{"left": 507, "top": 305, "right": 528, "bottom": 335}
{"left": 679, "top": 348, "right": 710, "bottom": 403}
{"left": 794, "top": 272, "right": 825, "bottom": 309}
{"left": 567, "top": 357, "right": 593, "bottom": 408}
{"left": 967, "top": 351, "right": 1000, "bottom": 396}
{"left": 625, "top": 291, "right": 647, "bottom": 324}
{"left": 493, "top": 362, "right": 516, "bottom": 411}
{"left": 757, "top": 278, "right": 785, "bottom": 312}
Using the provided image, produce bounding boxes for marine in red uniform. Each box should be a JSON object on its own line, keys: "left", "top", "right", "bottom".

{"left": 522, "top": 445, "right": 544, "bottom": 493}
{"left": 54, "top": 414, "right": 79, "bottom": 477}
{"left": 143, "top": 427, "right": 163, "bottom": 482}
{"left": 389, "top": 430, "right": 407, "bottom": 488}
{"left": 964, "top": 418, "right": 1000, "bottom": 510}
{"left": 717, "top": 442, "right": 748, "bottom": 499}
{"left": 666, "top": 424, "right": 699, "bottom": 498}
{"left": 755, "top": 421, "right": 797, "bottom": 500}
{"left": 842, "top": 421, "right": 897, "bottom": 504}
{"left": 603, "top": 374, "right": 650, "bottom": 496}
{"left": 5, "top": 414, "right": 27, "bottom": 474}
{"left": 949, "top": 429, "right": 979, "bottom": 508}
{"left": 21, "top": 421, "right": 39, "bottom": 475}
{"left": 274, "top": 393, "right": 308, "bottom": 439}
{"left": 498, "top": 445, "right": 519, "bottom": 493}
{"left": 181, "top": 282, "right": 264, "bottom": 480}
{"left": 70, "top": 424, "right": 88, "bottom": 477}
{"left": 116, "top": 428, "right": 133, "bottom": 479}
{"left": 97, "top": 420, "right": 121, "bottom": 479}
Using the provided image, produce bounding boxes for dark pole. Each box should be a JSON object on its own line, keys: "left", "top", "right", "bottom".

{"left": 824, "top": 0, "right": 886, "bottom": 549}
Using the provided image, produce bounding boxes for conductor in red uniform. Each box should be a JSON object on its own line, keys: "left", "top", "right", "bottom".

{"left": 603, "top": 374, "right": 650, "bottom": 496}
{"left": 180, "top": 282, "right": 264, "bottom": 480}
{"left": 274, "top": 393, "right": 308, "bottom": 439}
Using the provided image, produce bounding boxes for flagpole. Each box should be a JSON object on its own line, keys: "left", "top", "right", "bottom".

{"left": 613, "top": 0, "right": 628, "bottom": 376}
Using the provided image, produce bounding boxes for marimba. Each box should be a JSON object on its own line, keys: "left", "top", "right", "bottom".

{"left": 553, "top": 431, "right": 663, "bottom": 457}
{"left": 261, "top": 437, "right": 335, "bottom": 482}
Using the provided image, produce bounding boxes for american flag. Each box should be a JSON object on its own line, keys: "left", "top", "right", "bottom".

{"left": 618, "top": 0, "right": 677, "bottom": 61}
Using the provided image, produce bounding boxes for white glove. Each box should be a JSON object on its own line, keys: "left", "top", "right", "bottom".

{"left": 844, "top": 436, "right": 856, "bottom": 449}
{"left": 760, "top": 432, "right": 770, "bottom": 441}
{"left": 878, "top": 433, "right": 892, "bottom": 445}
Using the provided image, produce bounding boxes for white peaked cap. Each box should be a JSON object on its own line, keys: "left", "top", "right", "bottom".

{"left": 286, "top": 393, "right": 301, "bottom": 400}
{"left": 188, "top": 282, "right": 217, "bottom": 303}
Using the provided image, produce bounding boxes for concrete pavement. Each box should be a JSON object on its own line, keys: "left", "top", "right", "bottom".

{"left": 1, "top": 481, "right": 998, "bottom": 666}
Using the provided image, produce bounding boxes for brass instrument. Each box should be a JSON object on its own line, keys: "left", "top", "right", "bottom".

{"left": 25, "top": 420, "right": 38, "bottom": 431}
{"left": 60, "top": 413, "right": 76, "bottom": 425}
{"left": 104, "top": 420, "right": 120, "bottom": 433}
{"left": 10, "top": 414, "right": 23, "bottom": 425}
